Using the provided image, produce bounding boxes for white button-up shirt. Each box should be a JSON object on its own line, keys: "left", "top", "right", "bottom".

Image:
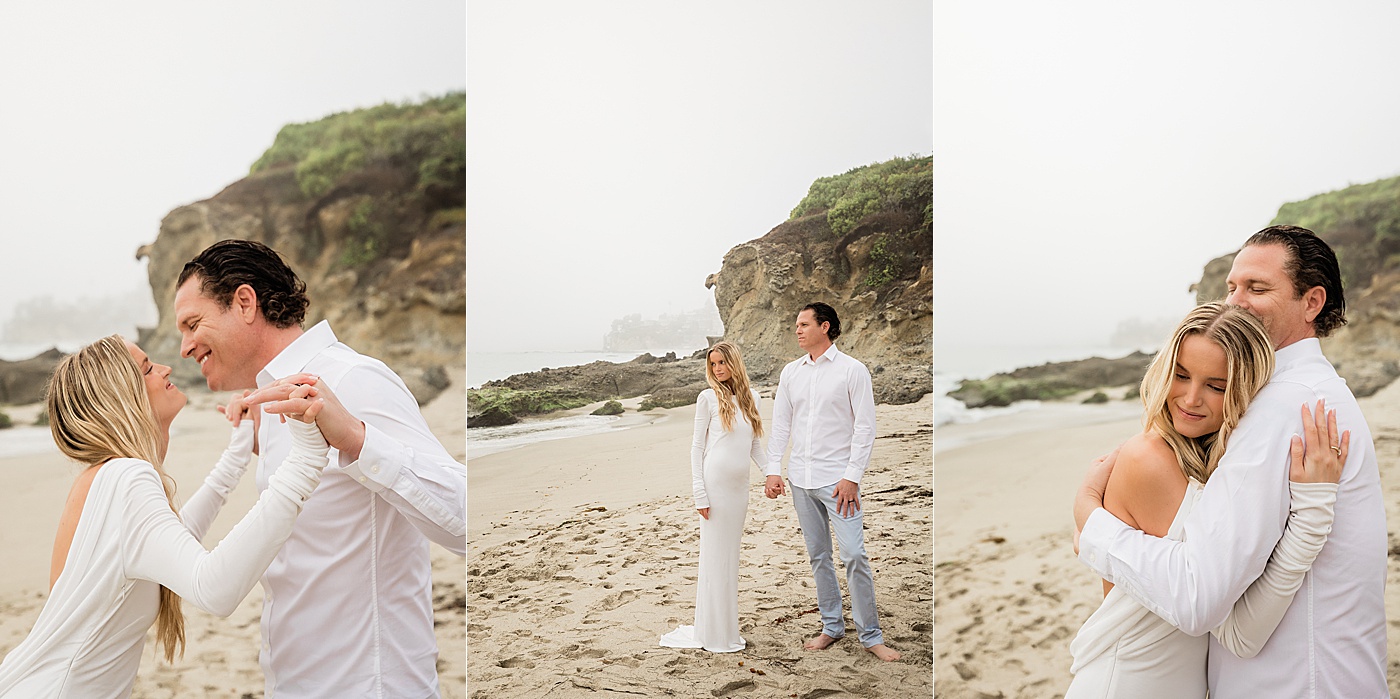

{"left": 1078, "top": 338, "right": 1387, "bottom": 698}
{"left": 254, "top": 321, "right": 466, "bottom": 698}
{"left": 764, "top": 344, "right": 877, "bottom": 488}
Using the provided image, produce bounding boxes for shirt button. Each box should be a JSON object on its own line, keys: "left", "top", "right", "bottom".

{"left": 371, "top": 465, "right": 379, "bottom": 474}
{"left": 359, "top": 476, "right": 367, "bottom": 483}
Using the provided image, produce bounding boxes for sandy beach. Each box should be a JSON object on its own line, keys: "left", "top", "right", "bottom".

{"left": 935, "top": 382, "right": 1400, "bottom": 698}
{"left": 0, "top": 370, "right": 467, "bottom": 698}
{"left": 467, "top": 393, "right": 933, "bottom": 698}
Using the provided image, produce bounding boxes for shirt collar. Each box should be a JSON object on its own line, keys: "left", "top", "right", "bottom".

{"left": 1272, "top": 336, "right": 1322, "bottom": 375}
{"left": 799, "top": 343, "right": 841, "bottom": 366}
{"left": 257, "top": 320, "right": 337, "bottom": 387}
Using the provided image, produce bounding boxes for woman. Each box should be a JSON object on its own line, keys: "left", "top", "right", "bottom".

{"left": 660, "top": 341, "right": 765, "bottom": 653}
{"left": 1066, "top": 303, "right": 1347, "bottom": 697}
{"left": 0, "top": 335, "right": 331, "bottom": 698}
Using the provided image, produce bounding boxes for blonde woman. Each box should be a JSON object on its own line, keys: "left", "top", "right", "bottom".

{"left": 0, "top": 336, "right": 331, "bottom": 698}
{"left": 660, "top": 341, "right": 765, "bottom": 653}
{"left": 1067, "top": 303, "right": 1348, "bottom": 697}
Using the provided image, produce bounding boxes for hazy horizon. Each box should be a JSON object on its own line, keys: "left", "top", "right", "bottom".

{"left": 0, "top": 2, "right": 465, "bottom": 356}
{"left": 936, "top": 0, "right": 1400, "bottom": 372}
{"left": 466, "top": 1, "right": 933, "bottom": 353}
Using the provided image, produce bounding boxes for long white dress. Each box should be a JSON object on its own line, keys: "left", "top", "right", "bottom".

{"left": 659, "top": 388, "right": 764, "bottom": 653}
{"left": 1066, "top": 479, "right": 1338, "bottom": 698}
{"left": 0, "top": 421, "right": 328, "bottom": 699}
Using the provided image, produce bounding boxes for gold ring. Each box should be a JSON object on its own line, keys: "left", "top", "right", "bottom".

{"left": 1330, "top": 445, "right": 1342, "bottom": 455}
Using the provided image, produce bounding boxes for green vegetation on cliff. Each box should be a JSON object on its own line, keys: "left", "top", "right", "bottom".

{"left": 250, "top": 92, "right": 465, "bottom": 199}
{"left": 1269, "top": 175, "right": 1400, "bottom": 288}
{"left": 788, "top": 154, "right": 932, "bottom": 239}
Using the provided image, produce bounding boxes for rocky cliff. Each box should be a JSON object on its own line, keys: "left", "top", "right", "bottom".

{"left": 706, "top": 155, "right": 932, "bottom": 403}
{"left": 1192, "top": 175, "right": 1400, "bottom": 396}
{"left": 136, "top": 94, "right": 464, "bottom": 404}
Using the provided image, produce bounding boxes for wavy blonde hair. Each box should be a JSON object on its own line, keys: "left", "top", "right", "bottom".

{"left": 1140, "top": 303, "right": 1274, "bottom": 483}
{"left": 705, "top": 341, "right": 763, "bottom": 437}
{"left": 47, "top": 334, "right": 185, "bottom": 663}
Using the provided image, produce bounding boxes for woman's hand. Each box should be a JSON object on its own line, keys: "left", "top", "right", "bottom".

{"left": 1289, "top": 400, "right": 1350, "bottom": 484}
{"left": 698, "top": 508, "right": 710, "bottom": 520}
{"left": 217, "top": 390, "right": 254, "bottom": 426}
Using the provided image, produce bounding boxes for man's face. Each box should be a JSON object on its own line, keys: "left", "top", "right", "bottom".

{"left": 1225, "top": 243, "right": 1316, "bottom": 349}
{"left": 795, "top": 309, "right": 829, "bottom": 353}
{"left": 174, "top": 276, "right": 260, "bottom": 391}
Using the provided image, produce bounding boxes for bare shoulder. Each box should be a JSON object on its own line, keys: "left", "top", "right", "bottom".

{"left": 1105, "top": 431, "right": 1189, "bottom": 537}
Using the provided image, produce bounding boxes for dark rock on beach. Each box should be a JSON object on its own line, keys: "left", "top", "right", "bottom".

{"left": 950, "top": 352, "right": 1153, "bottom": 409}
{"left": 591, "top": 400, "right": 624, "bottom": 416}
{"left": 0, "top": 348, "right": 64, "bottom": 406}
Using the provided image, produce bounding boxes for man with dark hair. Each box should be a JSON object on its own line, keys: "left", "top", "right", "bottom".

{"left": 1073, "top": 225, "right": 1386, "bottom": 696}
{"left": 764, "top": 302, "right": 900, "bottom": 662}
{"left": 174, "top": 239, "right": 465, "bottom": 698}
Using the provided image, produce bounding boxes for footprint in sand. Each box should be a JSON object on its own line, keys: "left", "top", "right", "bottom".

{"left": 497, "top": 655, "right": 537, "bottom": 669}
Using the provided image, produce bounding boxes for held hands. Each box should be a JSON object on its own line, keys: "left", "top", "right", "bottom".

{"left": 1289, "top": 400, "right": 1350, "bottom": 484}
{"left": 1073, "top": 446, "right": 1120, "bottom": 554}
{"left": 217, "top": 390, "right": 260, "bottom": 455}
{"left": 244, "top": 374, "right": 366, "bottom": 460}
{"left": 764, "top": 475, "right": 786, "bottom": 499}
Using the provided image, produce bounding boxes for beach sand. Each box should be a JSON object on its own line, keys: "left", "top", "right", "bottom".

{"left": 467, "top": 393, "right": 933, "bottom": 698}
{"left": 0, "top": 370, "right": 467, "bottom": 698}
{"left": 934, "top": 382, "right": 1400, "bottom": 698}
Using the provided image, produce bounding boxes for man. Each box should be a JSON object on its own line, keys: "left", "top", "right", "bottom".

{"left": 764, "top": 302, "right": 901, "bottom": 662}
{"left": 174, "top": 239, "right": 466, "bottom": 698}
{"left": 1073, "top": 225, "right": 1387, "bottom": 696}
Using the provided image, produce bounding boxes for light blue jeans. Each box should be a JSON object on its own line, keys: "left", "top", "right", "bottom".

{"left": 790, "top": 482, "right": 884, "bottom": 647}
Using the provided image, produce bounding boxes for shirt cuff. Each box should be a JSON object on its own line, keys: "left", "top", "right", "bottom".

{"left": 339, "top": 423, "right": 404, "bottom": 493}
{"left": 764, "top": 461, "right": 783, "bottom": 477}
{"left": 842, "top": 466, "right": 864, "bottom": 484}
{"left": 1077, "top": 507, "right": 1129, "bottom": 578}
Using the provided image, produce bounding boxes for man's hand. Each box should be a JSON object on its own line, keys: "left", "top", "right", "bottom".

{"left": 245, "top": 373, "right": 367, "bottom": 461}
{"left": 834, "top": 479, "right": 861, "bottom": 517}
{"left": 764, "top": 475, "right": 786, "bottom": 499}
{"left": 1073, "top": 447, "right": 1119, "bottom": 554}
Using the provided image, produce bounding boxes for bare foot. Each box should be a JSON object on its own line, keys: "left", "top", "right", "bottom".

{"left": 803, "top": 633, "right": 839, "bottom": 650}
{"left": 866, "top": 644, "right": 901, "bottom": 662}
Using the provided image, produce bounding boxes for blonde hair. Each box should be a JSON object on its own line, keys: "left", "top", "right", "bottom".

{"left": 1139, "top": 303, "right": 1274, "bottom": 483}
{"left": 47, "top": 335, "right": 185, "bottom": 663}
{"left": 705, "top": 341, "right": 763, "bottom": 438}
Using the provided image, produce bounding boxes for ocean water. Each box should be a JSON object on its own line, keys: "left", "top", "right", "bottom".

{"left": 0, "top": 426, "right": 56, "bottom": 459}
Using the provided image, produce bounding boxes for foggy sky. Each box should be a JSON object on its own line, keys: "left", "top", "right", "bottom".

{"left": 936, "top": 0, "right": 1400, "bottom": 375}
{"left": 466, "top": 1, "right": 933, "bottom": 353}
{"left": 0, "top": 2, "right": 464, "bottom": 357}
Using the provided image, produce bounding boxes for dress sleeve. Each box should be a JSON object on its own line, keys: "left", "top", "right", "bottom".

{"left": 691, "top": 392, "right": 711, "bottom": 509}
{"left": 1212, "top": 481, "right": 1337, "bottom": 657}
{"left": 748, "top": 389, "right": 765, "bottom": 471}
{"left": 334, "top": 365, "right": 466, "bottom": 555}
{"left": 180, "top": 421, "right": 255, "bottom": 542}
{"left": 121, "top": 420, "right": 329, "bottom": 617}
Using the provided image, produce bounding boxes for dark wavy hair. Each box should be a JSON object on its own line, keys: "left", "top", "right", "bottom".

{"left": 1243, "top": 225, "right": 1346, "bottom": 337}
{"left": 800, "top": 302, "right": 841, "bottom": 341}
{"left": 177, "top": 240, "right": 309, "bottom": 329}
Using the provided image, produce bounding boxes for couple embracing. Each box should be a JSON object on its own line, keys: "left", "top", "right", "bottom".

{"left": 660, "top": 302, "right": 901, "bottom": 662}
{"left": 1066, "top": 225, "right": 1387, "bottom": 697}
{"left": 0, "top": 240, "right": 465, "bottom": 698}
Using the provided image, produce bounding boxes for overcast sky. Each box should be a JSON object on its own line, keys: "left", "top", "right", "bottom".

{"left": 0, "top": 1, "right": 464, "bottom": 357}
{"left": 467, "top": 1, "right": 933, "bottom": 353}
{"left": 936, "top": 0, "right": 1400, "bottom": 376}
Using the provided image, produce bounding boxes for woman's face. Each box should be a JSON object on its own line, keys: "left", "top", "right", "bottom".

{"left": 125, "top": 341, "right": 187, "bottom": 426}
{"left": 1169, "top": 333, "right": 1228, "bottom": 438}
{"left": 709, "top": 350, "right": 732, "bottom": 383}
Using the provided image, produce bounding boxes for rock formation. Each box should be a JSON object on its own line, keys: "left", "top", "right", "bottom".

{"left": 0, "top": 348, "right": 64, "bottom": 406}
{"left": 135, "top": 95, "right": 464, "bottom": 404}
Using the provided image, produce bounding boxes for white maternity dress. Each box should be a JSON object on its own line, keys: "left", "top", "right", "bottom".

{"left": 659, "top": 388, "right": 764, "bottom": 653}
